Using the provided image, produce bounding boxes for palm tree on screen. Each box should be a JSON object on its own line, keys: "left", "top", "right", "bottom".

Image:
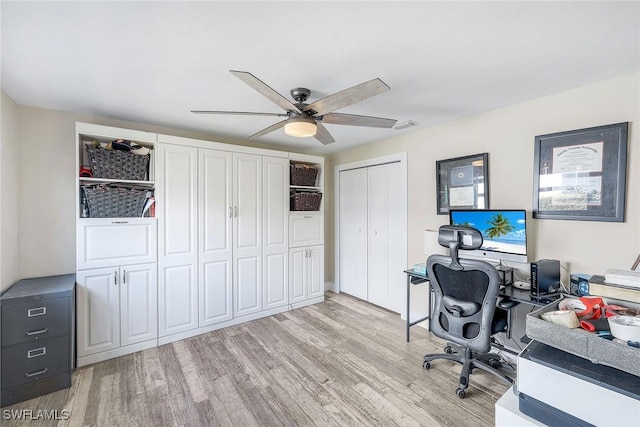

{"left": 485, "top": 214, "right": 514, "bottom": 238}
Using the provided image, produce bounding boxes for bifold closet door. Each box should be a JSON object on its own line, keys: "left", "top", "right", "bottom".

{"left": 368, "top": 162, "right": 405, "bottom": 313}
{"left": 198, "top": 149, "right": 233, "bottom": 327}
{"left": 338, "top": 168, "right": 368, "bottom": 300}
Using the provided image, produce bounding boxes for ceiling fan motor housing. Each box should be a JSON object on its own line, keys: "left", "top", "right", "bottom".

{"left": 290, "top": 87, "right": 311, "bottom": 103}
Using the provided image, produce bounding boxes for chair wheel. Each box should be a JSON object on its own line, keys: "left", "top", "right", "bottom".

{"left": 423, "top": 361, "right": 431, "bottom": 370}
{"left": 489, "top": 358, "right": 501, "bottom": 369}
{"left": 444, "top": 346, "right": 454, "bottom": 354}
{"left": 456, "top": 388, "right": 467, "bottom": 399}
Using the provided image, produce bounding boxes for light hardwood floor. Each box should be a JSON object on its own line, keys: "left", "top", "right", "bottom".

{"left": 3, "top": 292, "right": 510, "bottom": 426}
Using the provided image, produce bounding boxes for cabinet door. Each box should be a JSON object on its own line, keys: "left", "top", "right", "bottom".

{"left": 120, "top": 263, "right": 157, "bottom": 346}
{"left": 233, "top": 153, "right": 262, "bottom": 317}
{"left": 158, "top": 143, "right": 198, "bottom": 336}
{"left": 199, "top": 149, "right": 233, "bottom": 326}
{"left": 289, "top": 214, "right": 324, "bottom": 248}
{"left": 76, "top": 268, "right": 120, "bottom": 357}
{"left": 307, "top": 245, "right": 325, "bottom": 299}
{"left": 289, "top": 247, "right": 307, "bottom": 304}
{"left": 263, "top": 156, "right": 288, "bottom": 310}
{"left": 77, "top": 219, "right": 157, "bottom": 270}
{"left": 339, "top": 168, "right": 368, "bottom": 300}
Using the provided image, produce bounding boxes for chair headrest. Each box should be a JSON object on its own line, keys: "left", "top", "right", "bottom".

{"left": 438, "top": 225, "right": 483, "bottom": 250}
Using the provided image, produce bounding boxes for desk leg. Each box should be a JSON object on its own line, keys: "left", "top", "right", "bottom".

{"left": 406, "top": 275, "right": 411, "bottom": 342}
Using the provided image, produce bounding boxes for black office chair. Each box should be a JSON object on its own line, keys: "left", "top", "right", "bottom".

{"left": 422, "top": 225, "right": 515, "bottom": 398}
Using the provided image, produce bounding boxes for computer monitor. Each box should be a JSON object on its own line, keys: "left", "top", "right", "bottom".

{"left": 449, "top": 209, "right": 528, "bottom": 264}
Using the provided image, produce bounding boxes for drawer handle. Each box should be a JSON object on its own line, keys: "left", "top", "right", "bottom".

{"left": 112, "top": 221, "right": 129, "bottom": 224}
{"left": 28, "top": 347, "right": 46, "bottom": 358}
{"left": 28, "top": 307, "right": 47, "bottom": 317}
{"left": 25, "top": 328, "right": 48, "bottom": 336}
{"left": 25, "top": 368, "right": 48, "bottom": 378}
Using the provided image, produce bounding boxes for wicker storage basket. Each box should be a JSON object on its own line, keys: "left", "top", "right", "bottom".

{"left": 290, "top": 164, "right": 319, "bottom": 187}
{"left": 290, "top": 192, "right": 322, "bottom": 211}
{"left": 85, "top": 145, "right": 149, "bottom": 180}
{"left": 83, "top": 185, "right": 149, "bottom": 218}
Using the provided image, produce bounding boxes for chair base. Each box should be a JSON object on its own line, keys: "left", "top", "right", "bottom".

{"left": 423, "top": 342, "right": 514, "bottom": 398}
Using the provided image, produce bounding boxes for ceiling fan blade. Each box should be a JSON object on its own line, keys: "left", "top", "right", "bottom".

{"left": 191, "top": 110, "right": 287, "bottom": 117}
{"left": 321, "top": 113, "right": 397, "bottom": 128}
{"left": 304, "top": 78, "right": 390, "bottom": 116}
{"left": 230, "top": 70, "right": 301, "bottom": 113}
{"left": 314, "top": 123, "right": 335, "bottom": 145}
{"left": 248, "top": 119, "right": 288, "bottom": 139}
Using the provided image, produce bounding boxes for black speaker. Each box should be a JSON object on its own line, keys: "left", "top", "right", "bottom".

{"left": 531, "top": 259, "right": 560, "bottom": 296}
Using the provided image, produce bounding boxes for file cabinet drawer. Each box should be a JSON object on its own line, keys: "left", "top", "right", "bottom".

{"left": 1, "top": 336, "right": 70, "bottom": 389}
{"left": 1, "top": 298, "right": 70, "bottom": 347}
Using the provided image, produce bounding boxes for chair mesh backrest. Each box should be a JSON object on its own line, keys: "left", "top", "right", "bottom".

{"left": 427, "top": 254, "right": 500, "bottom": 353}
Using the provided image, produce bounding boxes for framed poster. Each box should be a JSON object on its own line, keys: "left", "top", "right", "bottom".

{"left": 436, "top": 153, "right": 489, "bottom": 215}
{"left": 533, "top": 122, "right": 628, "bottom": 222}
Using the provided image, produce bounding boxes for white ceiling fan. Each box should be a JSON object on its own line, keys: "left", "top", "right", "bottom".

{"left": 192, "top": 70, "right": 397, "bottom": 145}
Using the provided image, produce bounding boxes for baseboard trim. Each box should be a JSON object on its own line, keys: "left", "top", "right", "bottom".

{"left": 77, "top": 340, "right": 157, "bottom": 367}
{"left": 324, "top": 281, "right": 336, "bottom": 292}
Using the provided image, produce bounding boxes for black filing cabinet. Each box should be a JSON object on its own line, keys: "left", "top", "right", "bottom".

{"left": 1, "top": 274, "right": 75, "bottom": 407}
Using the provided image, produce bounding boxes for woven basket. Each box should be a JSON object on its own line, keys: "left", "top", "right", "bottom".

{"left": 290, "top": 164, "right": 319, "bottom": 187}
{"left": 290, "top": 192, "right": 322, "bottom": 211}
{"left": 85, "top": 145, "right": 149, "bottom": 180}
{"left": 83, "top": 185, "right": 149, "bottom": 218}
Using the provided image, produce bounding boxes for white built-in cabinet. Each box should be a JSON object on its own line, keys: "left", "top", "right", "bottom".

{"left": 75, "top": 122, "right": 324, "bottom": 365}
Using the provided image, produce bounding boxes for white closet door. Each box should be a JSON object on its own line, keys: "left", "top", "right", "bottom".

{"left": 158, "top": 144, "right": 198, "bottom": 336}
{"left": 263, "top": 156, "right": 288, "bottom": 310}
{"left": 199, "top": 149, "right": 233, "bottom": 326}
{"left": 339, "top": 168, "right": 368, "bottom": 300}
{"left": 233, "top": 153, "right": 262, "bottom": 317}
{"left": 368, "top": 162, "right": 404, "bottom": 313}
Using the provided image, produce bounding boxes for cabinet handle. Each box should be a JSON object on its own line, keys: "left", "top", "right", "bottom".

{"left": 229, "top": 207, "right": 232, "bottom": 218}
{"left": 25, "top": 328, "right": 48, "bottom": 336}
{"left": 114, "top": 271, "right": 118, "bottom": 285}
{"left": 28, "top": 307, "right": 47, "bottom": 317}
{"left": 304, "top": 216, "right": 312, "bottom": 219}
{"left": 234, "top": 206, "right": 238, "bottom": 217}
{"left": 28, "top": 347, "right": 46, "bottom": 358}
{"left": 123, "top": 270, "right": 127, "bottom": 284}
{"left": 112, "top": 221, "right": 129, "bottom": 224}
{"left": 25, "top": 368, "right": 48, "bottom": 378}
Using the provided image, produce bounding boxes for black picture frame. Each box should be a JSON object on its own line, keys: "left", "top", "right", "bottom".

{"left": 436, "top": 153, "right": 489, "bottom": 215}
{"left": 533, "top": 122, "right": 628, "bottom": 222}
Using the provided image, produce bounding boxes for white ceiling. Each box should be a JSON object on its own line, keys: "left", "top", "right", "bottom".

{"left": 2, "top": 1, "right": 639, "bottom": 154}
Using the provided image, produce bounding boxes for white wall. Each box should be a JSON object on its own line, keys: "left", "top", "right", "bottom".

{"left": 330, "top": 72, "right": 640, "bottom": 316}
{"left": 1, "top": 91, "right": 20, "bottom": 292}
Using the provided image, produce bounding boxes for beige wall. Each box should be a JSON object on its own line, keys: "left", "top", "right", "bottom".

{"left": 329, "top": 72, "right": 639, "bottom": 314}
{"left": 11, "top": 105, "right": 324, "bottom": 279}
{"left": 1, "top": 91, "right": 20, "bottom": 292}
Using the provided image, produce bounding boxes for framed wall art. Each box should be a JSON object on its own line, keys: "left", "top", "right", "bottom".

{"left": 436, "top": 153, "right": 489, "bottom": 215}
{"left": 533, "top": 122, "right": 628, "bottom": 222}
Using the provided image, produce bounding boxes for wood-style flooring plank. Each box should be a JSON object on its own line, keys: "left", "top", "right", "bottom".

{"left": 2, "top": 292, "right": 509, "bottom": 426}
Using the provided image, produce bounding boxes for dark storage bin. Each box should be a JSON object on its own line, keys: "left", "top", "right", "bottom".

{"left": 290, "top": 164, "right": 319, "bottom": 187}
{"left": 82, "top": 185, "right": 149, "bottom": 218}
{"left": 291, "top": 192, "right": 322, "bottom": 211}
{"left": 85, "top": 145, "right": 149, "bottom": 180}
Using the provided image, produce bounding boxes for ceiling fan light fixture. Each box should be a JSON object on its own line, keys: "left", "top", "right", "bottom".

{"left": 284, "top": 116, "right": 317, "bottom": 137}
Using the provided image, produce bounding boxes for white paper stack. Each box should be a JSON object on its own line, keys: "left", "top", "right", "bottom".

{"left": 605, "top": 268, "right": 640, "bottom": 289}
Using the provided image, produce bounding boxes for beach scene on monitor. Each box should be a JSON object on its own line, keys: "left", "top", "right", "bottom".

{"left": 450, "top": 211, "right": 527, "bottom": 255}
